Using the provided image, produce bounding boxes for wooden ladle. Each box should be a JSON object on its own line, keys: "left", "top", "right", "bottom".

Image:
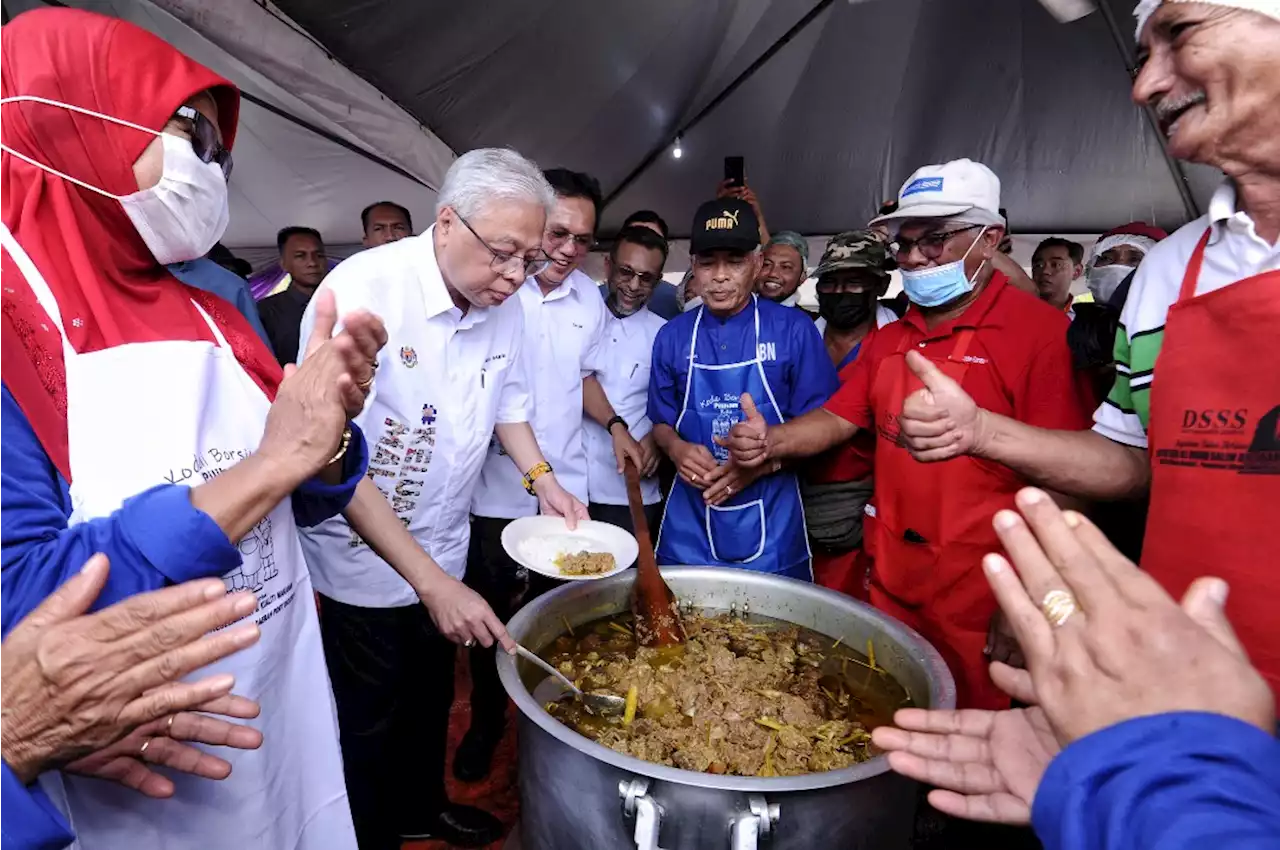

{"left": 624, "top": 457, "right": 686, "bottom": 648}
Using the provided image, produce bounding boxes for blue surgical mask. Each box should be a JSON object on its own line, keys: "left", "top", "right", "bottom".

{"left": 900, "top": 226, "right": 988, "bottom": 308}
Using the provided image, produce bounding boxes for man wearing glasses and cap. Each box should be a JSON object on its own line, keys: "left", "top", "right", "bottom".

{"left": 721, "top": 159, "right": 1090, "bottom": 710}
{"left": 649, "top": 197, "right": 838, "bottom": 580}
{"left": 295, "top": 149, "right": 585, "bottom": 850}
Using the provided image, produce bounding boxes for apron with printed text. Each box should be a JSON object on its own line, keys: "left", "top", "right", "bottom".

{"left": 2, "top": 227, "right": 356, "bottom": 850}
{"left": 868, "top": 330, "right": 1021, "bottom": 709}
{"left": 655, "top": 298, "right": 811, "bottom": 578}
{"left": 1142, "top": 229, "right": 1280, "bottom": 699}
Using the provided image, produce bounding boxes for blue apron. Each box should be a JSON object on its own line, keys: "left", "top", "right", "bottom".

{"left": 655, "top": 297, "right": 812, "bottom": 579}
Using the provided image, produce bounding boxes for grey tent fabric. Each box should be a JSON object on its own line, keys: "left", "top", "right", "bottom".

{"left": 271, "top": 0, "right": 1221, "bottom": 237}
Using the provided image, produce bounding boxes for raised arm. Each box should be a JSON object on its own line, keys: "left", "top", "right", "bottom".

{"left": 896, "top": 351, "right": 1150, "bottom": 500}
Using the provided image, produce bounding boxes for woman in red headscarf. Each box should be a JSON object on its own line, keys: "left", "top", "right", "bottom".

{"left": 0, "top": 8, "right": 380, "bottom": 849}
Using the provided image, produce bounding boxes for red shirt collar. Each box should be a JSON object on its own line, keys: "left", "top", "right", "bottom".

{"left": 900, "top": 271, "right": 1009, "bottom": 340}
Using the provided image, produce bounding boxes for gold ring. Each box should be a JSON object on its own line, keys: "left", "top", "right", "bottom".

{"left": 166, "top": 715, "right": 175, "bottom": 733}
{"left": 464, "top": 639, "right": 476, "bottom": 648}
{"left": 139, "top": 738, "right": 152, "bottom": 755}
{"left": 1041, "top": 589, "right": 1078, "bottom": 628}
{"left": 356, "top": 374, "right": 374, "bottom": 391}
{"left": 726, "top": 486, "right": 733, "bottom": 496}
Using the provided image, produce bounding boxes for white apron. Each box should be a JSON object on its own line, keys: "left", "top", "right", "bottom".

{"left": 2, "top": 226, "right": 356, "bottom": 850}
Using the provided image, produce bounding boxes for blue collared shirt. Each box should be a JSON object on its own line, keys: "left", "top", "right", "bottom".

{"left": 167, "top": 259, "right": 270, "bottom": 345}
{"left": 647, "top": 297, "right": 838, "bottom": 430}
{"left": 1033, "top": 712, "right": 1280, "bottom": 850}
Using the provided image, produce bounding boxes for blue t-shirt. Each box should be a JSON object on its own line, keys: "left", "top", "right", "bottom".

{"left": 1033, "top": 712, "right": 1280, "bottom": 850}
{"left": 647, "top": 296, "right": 838, "bottom": 430}
{"left": 168, "top": 259, "right": 270, "bottom": 345}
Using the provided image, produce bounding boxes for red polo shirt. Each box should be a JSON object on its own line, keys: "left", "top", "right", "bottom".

{"left": 825, "top": 272, "right": 1090, "bottom": 434}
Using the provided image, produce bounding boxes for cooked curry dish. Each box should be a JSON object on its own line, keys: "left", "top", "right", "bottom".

{"left": 538, "top": 611, "right": 911, "bottom": 777}
{"left": 554, "top": 551, "right": 617, "bottom": 576}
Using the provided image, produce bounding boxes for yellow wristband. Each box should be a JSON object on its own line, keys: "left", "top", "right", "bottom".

{"left": 522, "top": 461, "right": 553, "bottom": 495}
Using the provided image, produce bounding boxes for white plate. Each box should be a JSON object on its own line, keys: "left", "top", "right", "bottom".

{"left": 501, "top": 516, "right": 638, "bottom": 581}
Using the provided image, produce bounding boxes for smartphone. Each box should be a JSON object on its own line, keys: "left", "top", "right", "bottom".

{"left": 724, "top": 156, "right": 745, "bottom": 188}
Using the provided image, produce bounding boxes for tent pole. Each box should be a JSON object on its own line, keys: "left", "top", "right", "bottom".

{"left": 1095, "top": 0, "right": 1200, "bottom": 220}
{"left": 601, "top": 0, "right": 838, "bottom": 215}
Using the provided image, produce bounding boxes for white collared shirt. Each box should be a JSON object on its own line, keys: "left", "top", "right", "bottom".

{"left": 1094, "top": 180, "right": 1280, "bottom": 449}
{"left": 296, "top": 227, "right": 529, "bottom": 606}
{"left": 585, "top": 304, "right": 666, "bottom": 505}
{"left": 471, "top": 268, "right": 607, "bottom": 518}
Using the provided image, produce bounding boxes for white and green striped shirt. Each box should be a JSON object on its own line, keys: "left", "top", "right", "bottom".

{"left": 1093, "top": 181, "right": 1280, "bottom": 449}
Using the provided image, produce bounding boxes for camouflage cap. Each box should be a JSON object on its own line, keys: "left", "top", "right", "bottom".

{"left": 811, "top": 230, "right": 895, "bottom": 280}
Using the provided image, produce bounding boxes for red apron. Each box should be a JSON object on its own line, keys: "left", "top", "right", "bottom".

{"left": 1142, "top": 230, "right": 1280, "bottom": 697}
{"left": 868, "top": 330, "right": 1022, "bottom": 709}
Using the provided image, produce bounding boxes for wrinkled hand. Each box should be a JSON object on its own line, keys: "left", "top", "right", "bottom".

{"left": 65, "top": 694, "right": 263, "bottom": 798}
{"left": 535, "top": 474, "right": 589, "bottom": 531}
{"left": 638, "top": 433, "right": 660, "bottom": 478}
{"left": 672, "top": 440, "right": 718, "bottom": 488}
{"left": 702, "top": 460, "right": 770, "bottom": 506}
{"left": 611, "top": 428, "right": 646, "bottom": 476}
{"left": 261, "top": 290, "right": 388, "bottom": 477}
{"left": 897, "top": 351, "right": 985, "bottom": 462}
{"left": 873, "top": 662, "right": 1055, "bottom": 825}
{"left": 0, "top": 556, "right": 260, "bottom": 784}
{"left": 718, "top": 393, "right": 771, "bottom": 469}
{"left": 984, "top": 608, "right": 1025, "bottom": 669}
{"left": 421, "top": 578, "right": 516, "bottom": 653}
{"left": 986, "top": 488, "right": 1275, "bottom": 745}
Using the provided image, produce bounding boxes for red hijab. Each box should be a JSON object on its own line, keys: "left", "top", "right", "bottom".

{"left": 1, "top": 7, "right": 282, "bottom": 481}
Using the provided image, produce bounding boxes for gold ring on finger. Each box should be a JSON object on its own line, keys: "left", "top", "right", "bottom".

{"left": 356, "top": 374, "right": 374, "bottom": 391}
{"left": 1041, "top": 589, "right": 1079, "bottom": 628}
{"left": 166, "top": 715, "right": 175, "bottom": 733}
{"left": 139, "top": 738, "right": 152, "bottom": 756}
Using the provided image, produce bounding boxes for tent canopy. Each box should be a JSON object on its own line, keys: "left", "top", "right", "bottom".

{"left": 4, "top": 0, "right": 1222, "bottom": 253}
{"left": 266, "top": 0, "right": 1221, "bottom": 238}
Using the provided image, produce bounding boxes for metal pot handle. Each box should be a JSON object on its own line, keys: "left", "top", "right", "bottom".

{"left": 730, "top": 795, "right": 781, "bottom": 850}
{"left": 619, "top": 778, "right": 664, "bottom": 850}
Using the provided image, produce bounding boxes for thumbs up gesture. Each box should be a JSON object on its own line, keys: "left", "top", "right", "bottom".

{"left": 899, "top": 350, "right": 985, "bottom": 462}
{"left": 716, "top": 392, "right": 771, "bottom": 468}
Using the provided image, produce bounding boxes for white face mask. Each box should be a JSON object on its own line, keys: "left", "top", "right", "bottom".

{"left": 1086, "top": 264, "right": 1132, "bottom": 304}
{"left": 0, "top": 96, "right": 230, "bottom": 265}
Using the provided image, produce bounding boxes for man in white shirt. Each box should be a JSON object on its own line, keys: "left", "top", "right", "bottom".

{"left": 460, "top": 168, "right": 644, "bottom": 781}
{"left": 586, "top": 225, "right": 669, "bottom": 533}
{"left": 296, "top": 148, "right": 586, "bottom": 850}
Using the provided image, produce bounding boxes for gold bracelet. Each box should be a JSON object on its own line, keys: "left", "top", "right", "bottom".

{"left": 522, "top": 461, "right": 553, "bottom": 495}
{"left": 329, "top": 426, "right": 353, "bottom": 465}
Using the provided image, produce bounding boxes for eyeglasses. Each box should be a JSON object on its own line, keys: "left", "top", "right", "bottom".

{"left": 894, "top": 224, "right": 981, "bottom": 262}
{"left": 612, "top": 264, "right": 661, "bottom": 288}
{"left": 457, "top": 212, "right": 551, "bottom": 277}
{"left": 546, "top": 227, "right": 594, "bottom": 252}
{"left": 173, "top": 106, "right": 233, "bottom": 179}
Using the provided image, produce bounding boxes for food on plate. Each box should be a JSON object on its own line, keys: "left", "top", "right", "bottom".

{"left": 537, "top": 611, "right": 911, "bottom": 777}
{"left": 555, "top": 551, "right": 617, "bottom": 576}
{"left": 519, "top": 536, "right": 618, "bottom": 576}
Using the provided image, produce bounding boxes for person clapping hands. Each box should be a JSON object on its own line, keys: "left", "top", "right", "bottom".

{"left": 872, "top": 489, "right": 1280, "bottom": 849}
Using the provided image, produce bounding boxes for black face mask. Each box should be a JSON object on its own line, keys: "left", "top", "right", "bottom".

{"left": 817, "top": 291, "right": 874, "bottom": 330}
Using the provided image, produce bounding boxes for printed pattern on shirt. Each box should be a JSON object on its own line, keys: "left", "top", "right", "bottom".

{"left": 348, "top": 414, "right": 436, "bottom": 547}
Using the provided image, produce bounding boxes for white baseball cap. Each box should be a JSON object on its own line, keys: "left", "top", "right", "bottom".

{"left": 871, "top": 158, "right": 1005, "bottom": 229}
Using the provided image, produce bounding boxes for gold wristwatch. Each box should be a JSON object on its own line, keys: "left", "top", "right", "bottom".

{"left": 522, "top": 461, "right": 554, "bottom": 495}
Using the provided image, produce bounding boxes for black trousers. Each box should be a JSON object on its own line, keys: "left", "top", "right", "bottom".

{"left": 463, "top": 516, "right": 562, "bottom": 737}
{"left": 589, "top": 500, "right": 664, "bottom": 538}
{"left": 319, "top": 594, "right": 456, "bottom": 850}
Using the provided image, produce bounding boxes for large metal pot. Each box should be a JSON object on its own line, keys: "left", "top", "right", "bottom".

{"left": 498, "top": 567, "right": 956, "bottom": 850}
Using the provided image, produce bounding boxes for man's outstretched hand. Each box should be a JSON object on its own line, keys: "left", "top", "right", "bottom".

{"left": 898, "top": 351, "right": 985, "bottom": 462}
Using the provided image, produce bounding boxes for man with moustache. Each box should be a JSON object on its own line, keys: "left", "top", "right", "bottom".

{"left": 360, "top": 200, "right": 413, "bottom": 247}
{"left": 648, "top": 197, "right": 838, "bottom": 580}
{"left": 756, "top": 230, "right": 810, "bottom": 307}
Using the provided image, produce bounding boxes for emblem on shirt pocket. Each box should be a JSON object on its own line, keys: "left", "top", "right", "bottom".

{"left": 422, "top": 403, "right": 437, "bottom": 426}
{"left": 400, "top": 346, "right": 418, "bottom": 368}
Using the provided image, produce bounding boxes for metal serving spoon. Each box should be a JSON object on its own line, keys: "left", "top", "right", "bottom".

{"left": 516, "top": 644, "right": 627, "bottom": 717}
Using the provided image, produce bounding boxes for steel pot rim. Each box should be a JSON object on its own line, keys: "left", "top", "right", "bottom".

{"left": 498, "top": 566, "right": 956, "bottom": 792}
